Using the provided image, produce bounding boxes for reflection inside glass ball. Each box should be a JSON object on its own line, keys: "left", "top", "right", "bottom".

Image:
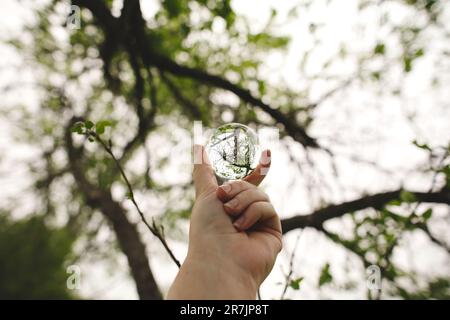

{"left": 206, "top": 123, "right": 259, "bottom": 180}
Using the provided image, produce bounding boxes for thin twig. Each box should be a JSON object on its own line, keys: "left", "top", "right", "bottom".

{"left": 280, "top": 231, "right": 302, "bottom": 299}
{"left": 91, "top": 131, "right": 181, "bottom": 268}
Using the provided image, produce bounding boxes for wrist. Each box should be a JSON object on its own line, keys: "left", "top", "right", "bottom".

{"left": 167, "top": 250, "right": 258, "bottom": 300}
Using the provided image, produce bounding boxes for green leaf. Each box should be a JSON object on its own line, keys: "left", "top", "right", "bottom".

{"left": 95, "top": 120, "right": 112, "bottom": 135}
{"left": 422, "top": 208, "right": 433, "bottom": 221}
{"left": 318, "top": 263, "right": 333, "bottom": 287}
{"left": 414, "top": 48, "right": 425, "bottom": 58}
{"left": 403, "top": 56, "right": 412, "bottom": 72}
{"left": 96, "top": 126, "right": 105, "bottom": 135}
{"left": 85, "top": 120, "right": 94, "bottom": 129}
{"left": 248, "top": 33, "right": 290, "bottom": 50}
{"left": 388, "top": 199, "right": 402, "bottom": 206}
{"left": 400, "top": 190, "right": 416, "bottom": 203}
{"left": 371, "top": 71, "right": 381, "bottom": 80}
{"left": 70, "top": 121, "right": 85, "bottom": 134}
{"left": 289, "top": 277, "right": 304, "bottom": 290}
{"left": 374, "top": 43, "right": 385, "bottom": 55}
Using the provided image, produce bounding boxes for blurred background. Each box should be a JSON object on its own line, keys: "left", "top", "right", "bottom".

{"left": 0, "top": 0, "right": 449, "bottom": 299}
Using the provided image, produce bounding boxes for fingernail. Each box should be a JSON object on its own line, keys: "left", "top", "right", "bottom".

{"left": 260, "top": 149, "right": 271, "bottom": 166}
{"left": 225, "top": 198, "right": 238, "bottom": 208}
{"left": 233, "top": 216, "right": 245, "bottom": 230}
{"left": 220, "top": 183, "right": 231, "bottom": 193}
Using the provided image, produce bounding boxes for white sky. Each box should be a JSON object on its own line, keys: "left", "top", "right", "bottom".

{"left": 0, "top": 0, "right": 449, "bottom": 299}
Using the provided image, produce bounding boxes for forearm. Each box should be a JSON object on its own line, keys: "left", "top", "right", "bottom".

{"left": 166, "top": 255, "right": 258, "bottom": 300}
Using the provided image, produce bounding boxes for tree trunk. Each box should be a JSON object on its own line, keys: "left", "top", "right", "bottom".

{"left": 65, "top": 124, "right": 162, "bottom": 300}
{"left": 96, "top": 193, "right": 162, "bottom": 300}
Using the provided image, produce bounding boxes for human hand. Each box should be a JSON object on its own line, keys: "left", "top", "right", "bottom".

{"left": 167, "top": 145, "right": 282, "bottom": 299}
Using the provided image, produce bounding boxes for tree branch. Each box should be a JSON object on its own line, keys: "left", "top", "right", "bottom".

{"left": 416, "top": 222, "right": 450, "bottom": 254}
{"left": 147, "top": 52, "right": 318, "bottom": 148}
{"left": 70, "top": 0, "right": 318, "bottom": 149}
{"left": 160, "top": 72, "right": 208, "bottom": 123}
{"left": 281, "top": 188, "right": 450, "bottom": 234}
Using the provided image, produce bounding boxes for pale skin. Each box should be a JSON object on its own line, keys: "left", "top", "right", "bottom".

{"left": 167, "top": 145, "right": 282, "bottom": 299}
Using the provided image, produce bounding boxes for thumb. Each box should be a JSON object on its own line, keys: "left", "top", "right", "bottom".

{"left": 193, "top": 144, "right": 218, "bottom": 197}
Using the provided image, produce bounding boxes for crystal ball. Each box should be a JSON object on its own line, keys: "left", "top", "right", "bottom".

{"left": 206, "top": 123, "right": 259, "bottom": 180}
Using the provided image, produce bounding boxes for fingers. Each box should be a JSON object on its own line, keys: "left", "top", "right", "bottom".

{"left": 216, "top": 179, "right": 271, "bottom": 216}
{"left": 216, "top": 179, "right": 280, "bottom": 233}
{"left": 233, "top": 201, "right": 279, "bottom": 232}
{"left": 193, "top": 144, "right": 218, "bottom": 197}
{"left": 244, "top": 149, "right": 271, "bottom": 186}
{"left": 216, "top": 180, "right": 254, "bottom": 202}
{"left": 222, "top": 188, "right": 269, "bottom": 216}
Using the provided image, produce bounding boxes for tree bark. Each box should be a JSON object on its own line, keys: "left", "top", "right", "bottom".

{"left": 92, "top": 192, "right": 162, "bottom": 300}
{"left": 281, "top": 188, "right": 450, "bottom": 234}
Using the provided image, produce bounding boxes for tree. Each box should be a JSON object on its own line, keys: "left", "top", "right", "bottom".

{"left": 0, "top": 213, "right": 75, "bottom": 299}
{"left": 1, "top": 0, "right": 449, "bottom": 299}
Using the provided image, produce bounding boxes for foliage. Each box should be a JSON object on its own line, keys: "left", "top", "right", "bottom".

{"left": 0, "top": 213, "right": 75, "bottom": 299}
{"left": 318, "top": 263, "right": 333, "bottom": 288}
{"left": 289, "top": 277, "right": 304, "bottom": 291}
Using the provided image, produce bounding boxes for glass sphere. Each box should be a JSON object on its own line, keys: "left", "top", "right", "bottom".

{"left": 206, "top": 123, "right": 259, "bottom": 180}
